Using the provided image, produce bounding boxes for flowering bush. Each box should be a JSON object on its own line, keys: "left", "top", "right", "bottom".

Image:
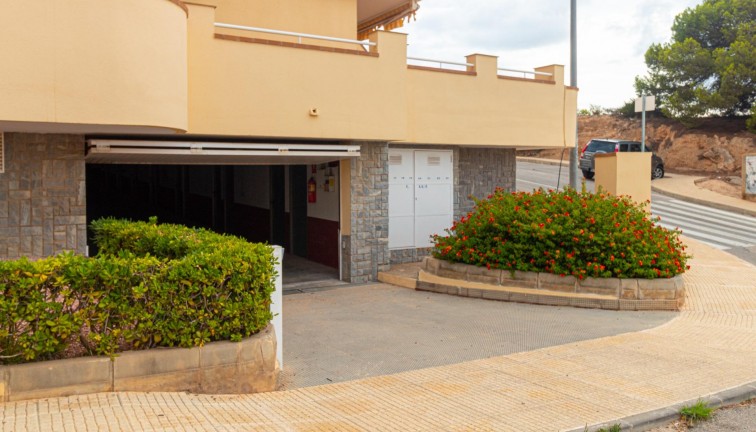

{"left": 432, "top": 187, "right": 690, "bottom": 279}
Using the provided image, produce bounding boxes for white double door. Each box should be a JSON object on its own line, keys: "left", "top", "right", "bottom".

{"left": 388, "top": 148, "right": 453, "bottom": 249}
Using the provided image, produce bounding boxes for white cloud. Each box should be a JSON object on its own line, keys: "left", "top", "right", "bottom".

{"left": 402, "top": 0, "right": 702, "bottom": 109}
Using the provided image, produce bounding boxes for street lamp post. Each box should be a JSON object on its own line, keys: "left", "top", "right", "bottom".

{"left": 569, "top": 0, "right": 579, "bottom": 189}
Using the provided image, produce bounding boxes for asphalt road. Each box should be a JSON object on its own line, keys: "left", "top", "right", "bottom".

{"left": 516, "top": 161, "right": 756, "bottom": 267}
{"left": 650, "top": 399, "right": 756, "bottom": 431}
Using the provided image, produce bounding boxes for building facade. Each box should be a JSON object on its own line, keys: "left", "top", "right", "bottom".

{"left": 0, "top": 0, "right": 577, "bottom": 282}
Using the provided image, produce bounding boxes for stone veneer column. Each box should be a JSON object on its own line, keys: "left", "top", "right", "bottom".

{"left": 456, "top": 147, "right": 516, "bottom": 218}
{"left": 0, "top": 133, "right": 86, "bottom": 260}
{"left": 343, "top": 142, "right": 389, "bottom": 283}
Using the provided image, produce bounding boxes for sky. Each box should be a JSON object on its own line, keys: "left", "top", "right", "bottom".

{"left": 401, "top": 0, "right": 702, "bottom": 110}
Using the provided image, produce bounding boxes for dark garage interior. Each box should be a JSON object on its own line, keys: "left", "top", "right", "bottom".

{"left": 86, "top": 163, "right": 342, "bottom": 286}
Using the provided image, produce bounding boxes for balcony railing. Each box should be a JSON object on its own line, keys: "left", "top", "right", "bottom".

{"left": 498, "top": 67, "right": 553, "bottom": 79}
{"left": 407, "top": 56, "right": 472, "bottom": 71}
{"left": 215, "top": 23, "right": 554, "bottom": 79}
{"left": 214, "top": 22, "right": 375, "bottom": 47}
{"left": 408, "top": 56, "right": 553, "bottom": 79}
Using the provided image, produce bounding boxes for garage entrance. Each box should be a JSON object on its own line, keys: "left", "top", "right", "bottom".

{"left": 85, "top": 139, "right": 359, "bottom": 288}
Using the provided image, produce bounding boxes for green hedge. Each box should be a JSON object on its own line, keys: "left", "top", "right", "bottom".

{"left": 0, "top": 218, "right": 276, "bottom": 364}
{"left": 433, "top": 187, "right": 690, "bottom": 279}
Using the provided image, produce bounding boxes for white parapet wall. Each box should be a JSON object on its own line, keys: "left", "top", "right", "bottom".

{"left": 271, "top": 245, "right": 284, "bottom": 369}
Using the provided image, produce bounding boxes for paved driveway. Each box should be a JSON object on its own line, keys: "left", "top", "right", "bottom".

{"left": 281, "top": 283, "right": 676, "bottom": 389}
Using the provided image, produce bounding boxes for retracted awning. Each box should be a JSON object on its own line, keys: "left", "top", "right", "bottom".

{"left": 357, "top": 0, "right": 420, "bottom": 40}
{"left": 86, "top": 140, "right": 360, "bottom": 165}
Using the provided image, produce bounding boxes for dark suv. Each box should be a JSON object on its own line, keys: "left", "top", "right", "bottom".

{"left": 579, "top": 139, "right": 664, "bottom": 180}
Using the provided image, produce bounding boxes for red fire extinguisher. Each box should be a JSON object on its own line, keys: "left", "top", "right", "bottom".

{"left": 307, "top": 176, "right": 317, "bottom": 203}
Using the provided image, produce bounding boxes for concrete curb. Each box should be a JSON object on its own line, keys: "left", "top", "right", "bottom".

{"left": 516, "top": 156, "right": 569, "bottom": 167}
{"left": 418, "top": 257, "right": 684, "bottom": 311}
{"left": 562, "top": 381, "right": 756, "bottom": 432}
{"left": 376, "top": 271, "right": 417, "bottom": 289}
{"left": 651, "top": 186, "right": 756, "bottom": 218}
{"left": 0, "top": 325, "right": 279, "bottom": 403}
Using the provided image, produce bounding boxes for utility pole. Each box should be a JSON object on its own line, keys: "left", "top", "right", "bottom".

{"left": 569, "top": 0, "right": 579, "bottom": 189}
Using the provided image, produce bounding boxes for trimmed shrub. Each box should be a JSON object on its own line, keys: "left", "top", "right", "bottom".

{"left": 432, "top": 188, "right": 690, "bottom": 279}
{"left": 0, "top": 218, "right": 276, "bottom": 364}
{"left": 0, "top": 256, "right": 85, "bottom": 363}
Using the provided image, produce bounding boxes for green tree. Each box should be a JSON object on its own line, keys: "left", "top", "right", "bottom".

{"left": 577, "top": 104, "right": 609, "bottom": 116}
{"left": 635, "top": 0, "right": 756, "bottom": 131}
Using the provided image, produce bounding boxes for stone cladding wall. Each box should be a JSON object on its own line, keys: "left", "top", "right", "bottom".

{"left": 344, "top": 141, "right": 390, "bottom": 283}
{"left": 456, "top": 147, "right": 516, "bottom": 218}
{"left": 0, "top": 133, "right": 86, "bottom": 260}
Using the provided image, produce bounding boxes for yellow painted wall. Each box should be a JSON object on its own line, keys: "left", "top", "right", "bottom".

{"left": 203, "top": 0, "right": 358, "bottom": 43}
{"left": 187, "top": 4, "right": 407, "bottom": 140}
{"left": 0, "top": 1, "right": 575, "bottom": 146}
{"left": 405, "top": 59, "right": 573, "bottom": 147}
{"left": 188, "top": 5, "right": 575, "bottom": 147}
{"left": 0, "top": 0, "right": 188, "bottom": 133}
{"left": 564, "top": 87, "right": 578, "bottom": 148}
{"left": 595, "top": 153, "right": 652, "bottom": 206}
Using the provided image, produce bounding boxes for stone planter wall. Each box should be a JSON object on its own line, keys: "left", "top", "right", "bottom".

{"left": 421, "top": 257, "right": 685, "bottom": 311}
{"left": 0, "top": 325, "right": 278, "bottom": 403}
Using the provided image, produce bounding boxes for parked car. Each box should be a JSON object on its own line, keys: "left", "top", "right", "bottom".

{"left": 579, "top": 139, "right": 665, "bottom": 180}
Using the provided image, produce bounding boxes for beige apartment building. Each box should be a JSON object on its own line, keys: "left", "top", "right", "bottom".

{"left": 0, "top": 0, "right": 577, "bottom": 283}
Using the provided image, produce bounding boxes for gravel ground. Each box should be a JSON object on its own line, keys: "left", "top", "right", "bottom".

{"left": 650, "top": 399, "right": 756, "bottom": 431}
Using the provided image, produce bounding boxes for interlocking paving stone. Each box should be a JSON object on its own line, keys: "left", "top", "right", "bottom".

{"left": 1, "top": 237, "right": 756, "bottom": 431}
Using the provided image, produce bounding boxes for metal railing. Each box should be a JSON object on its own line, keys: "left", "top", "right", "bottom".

{"left": 407, "top": 56, "right": 473, "bottom": 70}
{"left": 215, "top": 22, "right": 555, "bottom": 80}
{"left": 407, "top": 56, "right": 554, "bottom": 79}
{"left": 498, "top": 67, "right": 553, "bottom": 78}
{"left": 215, "top": 22, "right": 376, "bottom": 47}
